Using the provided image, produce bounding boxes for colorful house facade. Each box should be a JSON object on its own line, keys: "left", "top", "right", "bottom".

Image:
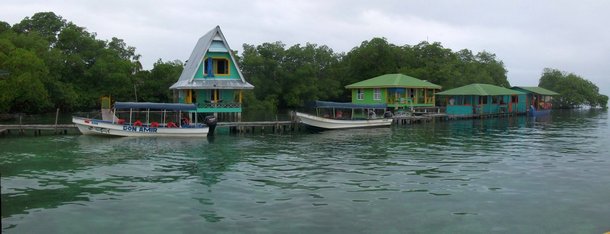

{"left": 170, "top": 26, "right": 254, "bottom": 118}
{"left": 511, "top": 86, "right": 558, "bottom": 116}
{"left": 436, "top": 83, "right": 526, "bottom": 116}
{"left": 345, "top": 74, "right": 441, "bottom": 109}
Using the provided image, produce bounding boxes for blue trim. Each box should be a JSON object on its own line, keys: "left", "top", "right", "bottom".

{"left": 529, "top": 106, "right": 551, "bottom": 116}
{"left": 114, "top": 102, "right": 197, "bottom": 111}
{"left": 206, "top": 57, "right": 214, "bottom": 77}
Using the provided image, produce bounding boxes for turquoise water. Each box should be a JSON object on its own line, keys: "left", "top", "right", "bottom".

{"left": 1, "top": 110, "right": 609, "bottom": 233}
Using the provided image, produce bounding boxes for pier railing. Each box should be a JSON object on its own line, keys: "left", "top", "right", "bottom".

{"left": 198, "top": 102, "right": 241, "bottom": 109}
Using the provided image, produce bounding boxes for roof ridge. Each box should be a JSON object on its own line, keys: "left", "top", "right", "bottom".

{"left": 170, "top": 26, "right": 252, "bottom": 90}
{"left": 474, "top": 84, "right": 487, "bottom": 96}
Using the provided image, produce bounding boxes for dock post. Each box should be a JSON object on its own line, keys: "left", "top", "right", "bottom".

{"left": 19, "top": 114, "right": 24, "bottom": 135}
{"left": 55, "top": 108, "right": 59, "bottom": 134}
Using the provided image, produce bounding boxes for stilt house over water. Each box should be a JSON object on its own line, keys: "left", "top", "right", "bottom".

{"left": 511, "top": 86, "right": 558, "bottom": 116}
{"left": 345, "top": 74, "right": 441, "bottom": 109}
{"left": 170, "top": 26, "right": 254, "bottom": 121}
{"left": 436, "top": 83, "right": 526, "bottom": 117}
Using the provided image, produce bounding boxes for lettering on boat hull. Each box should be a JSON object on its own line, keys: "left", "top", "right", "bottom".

{"left": 122, "top": 125, "right": 158, "bottom": 133}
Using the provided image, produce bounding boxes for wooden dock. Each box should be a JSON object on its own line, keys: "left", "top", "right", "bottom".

{"left": 445, "top": 111, "right": 520, "bottom": 120}
{"left": 0, "top": 124, "right": 77, "bottom": 136}
{"left": 392, "top": 113, "right": 448, "bottom": 125}
{"left": 218, "top": 121, "right": 301, "bottom": 134}
{"left": 0, "top": 122, "right": 302, "bottom": 136}
{"left": 1, "top": 112, "right": 518, "bottom": 137}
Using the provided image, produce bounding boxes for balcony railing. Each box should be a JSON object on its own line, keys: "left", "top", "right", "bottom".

{"left": 387, "top": 97, "right": 435, "bottom": 105}
{"left": 197, "top": 101, "right": 241, "bottom": 109}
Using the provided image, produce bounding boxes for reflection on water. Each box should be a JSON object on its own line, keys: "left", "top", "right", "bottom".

{"left": 1, "top": 110, "right": 609, "bottom": 233}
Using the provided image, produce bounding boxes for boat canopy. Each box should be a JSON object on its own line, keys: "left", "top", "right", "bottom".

{"left": 315, "top": 101, "right": 386, "bottom": 109}
{"left": 114, "top": 102, "right": 197, "bottom": 111}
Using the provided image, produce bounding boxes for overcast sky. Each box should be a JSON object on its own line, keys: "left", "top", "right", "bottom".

{"left": 3, "top": 0, "right": 609, "bottom": 95}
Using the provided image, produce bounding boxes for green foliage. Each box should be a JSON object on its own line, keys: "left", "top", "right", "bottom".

{"left": 0, "top": 13, "right": 142, "bottom": 113}
{"left": 341, "top": 38, "right": 404, "bottom": 85}
{"left": 1, "top": 12, "right": 605, "bottom": 114}
{"left": 137, "top": 59, "right": 183, "bottom": 103}
{"left": 398, "top": 42, "right": 509, "bottom": 90}
{"left": 12, "top": 12, "right": 66, "bottom": 45}
{"left": 240, "top": 42, "right": 342, "bottom": 109}
{"left": 0, "top": 47, "right": 52, "bottom": 113}
{"left": 239, "top": 38, "right": 512, "bottom": 109}
{"left": 539, "top": 68, "right": 608, "bottom": 108}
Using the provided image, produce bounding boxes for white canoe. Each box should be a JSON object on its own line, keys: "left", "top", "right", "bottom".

{"left": 73, "top": 117, "right": 209, "bottom": 137}
{"left": 295, "top": 112, "right": 392, "bottom": 130}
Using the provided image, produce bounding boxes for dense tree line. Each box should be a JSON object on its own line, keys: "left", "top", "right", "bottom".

{"left": 0, "top": 12, "right": 606, "bottom": 114}
{"left": 240, "top": 38, "right": 511, "bottom": 110}
{"left": 0, "top": 12, "right": 180, "bottom": 113}
{"left": 539, "top": 68, "right": 608, "bottom": 109}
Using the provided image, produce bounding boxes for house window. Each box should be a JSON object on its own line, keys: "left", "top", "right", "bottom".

{"left": 203, "top": 58, "right": 230, "bottom": 76}
{"left": 455, "top": 96, "right": 463, "bottom": 105}
{"left": 209, "top": 89, "right": 221, "bottom": 103}
{"left": 464, "top": 96, "right": 471, "bottom": 105}
{"left": 216, "top": 59, "right": 228, "bottom": 74}
{"left": 511, "top": 95, "right": 518, "bottom": 103}
{"left": 357, "top": 89, "right": 364, "bottom": 100}
{"left": 373, "top": 88, "right": 381, "bottom": 100}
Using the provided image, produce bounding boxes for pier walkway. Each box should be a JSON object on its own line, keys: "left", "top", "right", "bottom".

{"left": 0, "top": 112, "right": 520, "bottom": 137}
{"left": 0, "top": 124, "right": 76, "bottom": 136}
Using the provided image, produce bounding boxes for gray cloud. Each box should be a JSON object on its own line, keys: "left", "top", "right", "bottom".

{"left": 2, "top": 0, "right": 609, "bottom": 94}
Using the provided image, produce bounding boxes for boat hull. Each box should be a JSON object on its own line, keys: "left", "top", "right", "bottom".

{"left": 529, "top": 106, "right": 551, "bottom": 117}
{"left": 73, "top": 117, "right": 209, "bottom": 137}
{"left": 295, "top": 112, "right": 392, "bottom": 129}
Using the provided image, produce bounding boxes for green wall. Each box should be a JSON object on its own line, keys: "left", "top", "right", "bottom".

{"left": 193, "top": 52, "right": 240, "bottom": 79}
{"left": 195, "top": 89, "right": 236, "bottom": 102}
{"left": 351, "top": 88, "right": 387, "bottom": 104}
{"left": 350, "top": 88, "right": 435, "bottom": 107}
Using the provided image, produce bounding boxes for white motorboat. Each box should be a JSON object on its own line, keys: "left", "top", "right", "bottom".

{"left": 73, "top": 102, "right": 216, "bottom": 137}
{"left": 296, "top": 101, "right": 392, "bottom": 130}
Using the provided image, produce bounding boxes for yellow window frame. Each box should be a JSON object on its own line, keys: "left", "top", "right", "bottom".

{"left": 203, "top": 57, "right": 231, "bottom": 77}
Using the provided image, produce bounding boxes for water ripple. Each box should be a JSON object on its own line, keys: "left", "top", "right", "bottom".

{"left": 1, "top": 111, "right": 610, "bottom": 233}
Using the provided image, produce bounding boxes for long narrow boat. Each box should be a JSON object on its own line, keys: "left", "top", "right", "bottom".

{"left": 296, "top": 101, "right": 392, "bottom": 130}
{"left": 73, "top": 102, "right": 216, "bottom": 137}
{"left": 529, "top": 105, "right": 552, "bottom": 117}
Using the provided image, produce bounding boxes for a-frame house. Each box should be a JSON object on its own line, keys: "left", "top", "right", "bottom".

{"left": 170, "top": 26, "right": 254, "bottom": 121}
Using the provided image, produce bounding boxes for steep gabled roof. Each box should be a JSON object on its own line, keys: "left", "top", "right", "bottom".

{"left": 345, "top": 74, "right": 441, "bottom": 89}
{"left": 512, "top": 86, "right": 558, "bottom": 95}
{"left": 170, "top": 26, "right": 254, "bottom": 90}
{"left": 436, "top": 83, "right": 524, "bottom": 96}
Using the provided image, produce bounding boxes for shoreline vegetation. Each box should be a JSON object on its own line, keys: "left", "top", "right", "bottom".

{"left": 1, "top": 12, "right": 607, "bottom": 115}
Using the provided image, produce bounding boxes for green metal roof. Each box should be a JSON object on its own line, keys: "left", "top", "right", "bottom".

{"left": 512, "top": 86, "right": 559, "bottom": 95}
{"left": 345, "top": 74, "right": 441, "bottom": 89}
{"left": 436, "top": 83, "right": 524, "bottom": 96}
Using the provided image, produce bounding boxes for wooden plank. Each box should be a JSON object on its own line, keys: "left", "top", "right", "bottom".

{"left": 0, "top": 124, "right": 77, "bottom": 130}
{"left": 217, "top": 121, "right": 294, "bottom": 127}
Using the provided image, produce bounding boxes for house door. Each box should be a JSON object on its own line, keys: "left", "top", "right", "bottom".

{"left": 185, "top": 90, "right": 192, "bottom": 104}
{"left": 209, "top": 89, "right": 220, "bottom": 103}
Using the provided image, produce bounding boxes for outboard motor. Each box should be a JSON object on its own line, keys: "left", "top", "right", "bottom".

{"left": 384, "top": 111, "right": 393, "bottom": 119}
{"left": 204, "top": 115, "right": 217, "bottom": 137}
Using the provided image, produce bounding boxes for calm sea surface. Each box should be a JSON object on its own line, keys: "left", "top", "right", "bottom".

{"left": 1, "top": 110, "right": 609, "bottom": 233}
